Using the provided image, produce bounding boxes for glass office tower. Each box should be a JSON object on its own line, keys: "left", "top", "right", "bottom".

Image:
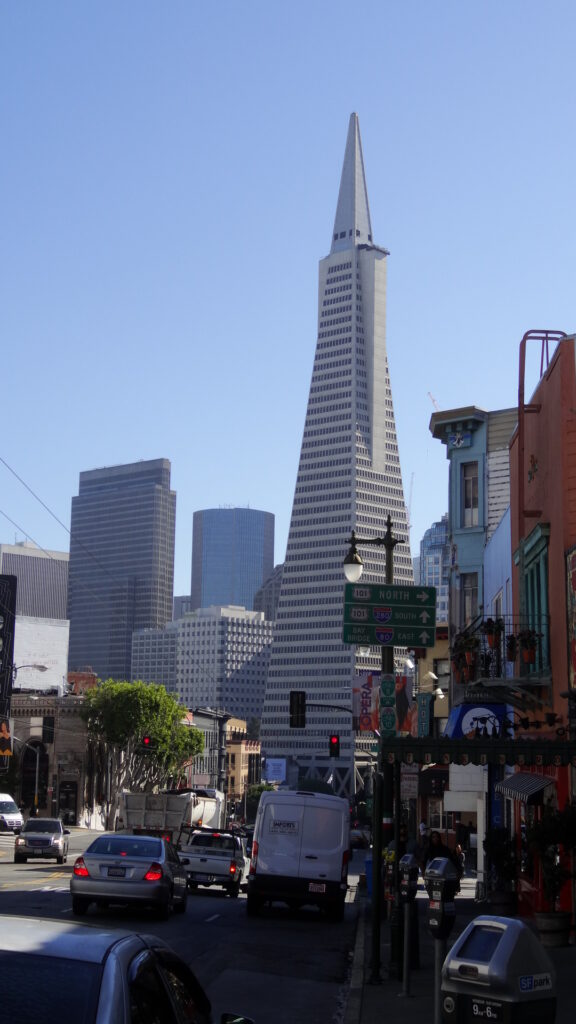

{"left": 67, "top": 458, "right": 176, "bottom": 681}
{"left": 191, "top": 508, "right": 274, "bottom": 612}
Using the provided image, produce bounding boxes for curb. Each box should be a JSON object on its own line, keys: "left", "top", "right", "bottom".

{"left": 343, "top": 893, "right": 368, "bottom": 1024}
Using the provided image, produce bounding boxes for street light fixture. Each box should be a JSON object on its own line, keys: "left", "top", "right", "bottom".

{"left": 343, "top": 514, "right": 402, "bottom": 983}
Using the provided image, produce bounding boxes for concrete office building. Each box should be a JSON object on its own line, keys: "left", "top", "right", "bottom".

{"left": 132, "top": 605, "right": 273, "bottom": 722}
{"left": 191, "top": 508, "right": 274, "bottom": 612}
{"left": 259, "top": 114, "right": 413, "bottom": 796}
{"left": 67, "top": 459, "right": 176, "bottom": 681}
{"left": 0, "top": 541, "right": 68, "bottom": 619}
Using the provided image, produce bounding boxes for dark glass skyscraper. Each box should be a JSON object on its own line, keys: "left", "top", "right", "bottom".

{"left": 67, "top": 458, "right": 176, "bottom": 680}
{"left": 191, "top": 508, "right": 274, "bottom": 611}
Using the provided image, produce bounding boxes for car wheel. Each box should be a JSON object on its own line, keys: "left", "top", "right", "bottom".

{"left": 156, "top": 897, "right": 171, "bottom": 920}
{"left": 326, "top": 899, "right": 345, "bottom": 922}
{"left": 174, "top": 891, "right": 188, "bottom": 914}
{"left": 227, "top": 881, "right": 241, "bottom": 898}
{"left": 14, "top": 854, "right": 26, "bottom": 864}
{"left": 187, "top": 880, "right": 198, "bottom": 892}
{"left": 246, "top": 892, "right": 262, "bottom": 917}
{"left": 72, "top": 897, "right": 90, "bottom": 916}
{"left": 56, "top": 855, "right": 64, "bottom": 865}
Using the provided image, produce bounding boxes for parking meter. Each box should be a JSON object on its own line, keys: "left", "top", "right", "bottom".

{"left": 425, "top": 856, "right": 459, "bottom": 940}
{"left": 399, "top": 853, "right": 419, "bottom": 903}
{"left": 441, "top": 915, "right": 556, "bottom": 1023}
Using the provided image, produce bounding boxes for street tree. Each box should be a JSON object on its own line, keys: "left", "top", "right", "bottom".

{"left": 80, "top": 680, "right": 204, "bottom": 819}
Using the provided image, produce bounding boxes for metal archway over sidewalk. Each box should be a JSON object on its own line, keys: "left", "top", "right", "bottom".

{"left": 379, "top": 737, "right": 576, "bottom": 767}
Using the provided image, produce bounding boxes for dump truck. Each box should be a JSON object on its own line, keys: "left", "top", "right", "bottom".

{"left": 117, "top": 788, "right": 226, "bottom": 845}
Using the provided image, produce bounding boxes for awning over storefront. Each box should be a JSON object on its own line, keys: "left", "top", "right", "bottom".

{"left": 494, "top": 772, "right": 556, "bottom": 804}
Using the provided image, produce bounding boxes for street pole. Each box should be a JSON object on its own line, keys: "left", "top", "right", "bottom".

{"left": 345, "top": 516, "right": 400, "bottom": 984}
{"left": 34, "top": 746, "right": 40, "bottom": 812}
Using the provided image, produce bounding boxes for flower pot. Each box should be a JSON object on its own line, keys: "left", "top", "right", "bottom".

{"left": 486, "top": 634, "right": 495, "bottom": 648}
{"left": 522, "top": 647, "right": 536, "bottom": 664}
{"left": 534, "top": 910, "right": 572, "bottom": 948}
{"left": 465, "top": 650, "right": 475, "bottom": 666}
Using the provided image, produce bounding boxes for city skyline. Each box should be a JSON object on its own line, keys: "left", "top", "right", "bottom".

{"left": 3, "top": 6, "right": 576, "bottom": 596}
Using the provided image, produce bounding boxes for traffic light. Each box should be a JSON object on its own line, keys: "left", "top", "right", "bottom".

{"left": 141, "top": 735, "right": 154, "bottom": 752}
{"left": 329, "top": 734, "right": 340, "bottom": 757}
{"left": 289, "top": 690, "right": 306, "bottom": 728}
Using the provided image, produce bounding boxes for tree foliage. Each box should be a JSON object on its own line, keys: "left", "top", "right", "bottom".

{"left": 80, "top": 680, "right": 204, "bottom": 803}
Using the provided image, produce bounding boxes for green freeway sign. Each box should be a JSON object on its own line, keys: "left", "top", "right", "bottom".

{"left": 343, "top": 582, "right": 437, "bottom": 647}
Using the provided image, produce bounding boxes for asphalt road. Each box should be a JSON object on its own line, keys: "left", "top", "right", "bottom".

{"left": 0, "top": 827, "right": 363, "bottom": 1023}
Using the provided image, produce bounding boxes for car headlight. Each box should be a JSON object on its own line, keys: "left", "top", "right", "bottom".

{"left": 15, "top": 837, "right": 24, "bottom": 847}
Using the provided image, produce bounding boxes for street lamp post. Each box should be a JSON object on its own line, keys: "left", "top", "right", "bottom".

{"left": 344, "top": 514, "right": 401, "bottom": 983}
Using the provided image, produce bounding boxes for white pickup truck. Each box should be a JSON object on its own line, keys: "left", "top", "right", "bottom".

{"left": 178, "top": 828, "right": 247, "bottom": 898}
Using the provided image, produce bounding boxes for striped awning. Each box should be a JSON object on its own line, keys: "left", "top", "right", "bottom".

{"left": 495, "top": 772, "right": 555, "bottom": 804}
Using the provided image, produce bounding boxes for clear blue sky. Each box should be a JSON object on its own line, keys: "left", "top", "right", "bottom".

{"left": 2, "top": 2, "right": 575, "bottom": 595}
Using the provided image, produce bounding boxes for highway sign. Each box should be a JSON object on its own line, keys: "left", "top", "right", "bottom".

{"left": 343, "top": 582, "right": 437, "bottom": 647}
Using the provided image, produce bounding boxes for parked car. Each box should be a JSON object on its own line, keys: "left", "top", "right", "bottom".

{"left": 0, "top": 793, "right": 24, "bottom": 832}
{"left": 14, "top": 817, "right": 70, "bottom": 864}
{"left": 0, "top": 915, "right": 254, "bottom": 1023}
{"left": 71, "top": 832, "right": 188, "bottom": 918}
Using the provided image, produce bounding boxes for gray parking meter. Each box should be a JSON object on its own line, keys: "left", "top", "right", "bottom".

{"left": 425, "top": 856, "right": 459, "bottom": 940}
{"left": 441, "top": 915, "right": 556, "bottom": 1023}
{"left": 399, "top": 853, "right": 419, "bottom": 903}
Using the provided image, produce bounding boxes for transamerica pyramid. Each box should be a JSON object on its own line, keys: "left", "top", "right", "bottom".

{"left": 259, "top": 114, "right": 413, "bottom": 797}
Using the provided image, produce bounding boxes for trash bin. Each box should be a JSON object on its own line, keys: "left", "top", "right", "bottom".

{"left": 365, "top": 855, "right": 373, "bottom": 897}
{"left": 441, "top": 914, "right": 556, "bottom": 1023}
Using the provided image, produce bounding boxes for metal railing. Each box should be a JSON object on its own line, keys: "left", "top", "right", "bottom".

{"left": 450, "top": 616, "right": 550, "bottom": 686}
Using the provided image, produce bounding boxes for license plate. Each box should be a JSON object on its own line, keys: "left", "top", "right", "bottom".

{"left": 468, "top": 997, "right": 504, "bottom": 1021}
{"left": 107, "top": 866, "right": 126, "bottom": 877}
{"left": 32, "top": 849, "right": 50, "bottom": 856}
{"left": 309, "top": 882, "right": 326, "bottom": 893}
{"left": 192, "top": 873, "right": 213, "bottom": 883}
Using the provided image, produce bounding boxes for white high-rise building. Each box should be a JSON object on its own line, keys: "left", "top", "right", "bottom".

{"left": 132, "top": 606, "right": 273, "bottom": 722}
{"left": 259, "top": 114, "right": 413, "bottom": 796}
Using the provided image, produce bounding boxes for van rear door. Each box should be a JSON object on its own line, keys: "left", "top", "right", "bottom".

{"left": 300, "top": 801, "right": 346, "bottom": 882}
{"left": 256, "top": 798, "right": 304, "bottom": 875}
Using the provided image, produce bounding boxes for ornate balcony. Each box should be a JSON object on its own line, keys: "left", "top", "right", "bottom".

{"left": 450, "top": 616, "right": 551, "bottom": 710}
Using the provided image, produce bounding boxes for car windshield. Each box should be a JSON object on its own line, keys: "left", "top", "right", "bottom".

{"left": 89, "top": 836, "right": 163, "bottom": 858}
{"left": 23, "top": 820, "right": 61, "bottom": 833}
{"left": 0, "top": 800, "right": 19, "bottom": 813}
{"left": 0, "top": 951, "right": 101, "bottom": 1021}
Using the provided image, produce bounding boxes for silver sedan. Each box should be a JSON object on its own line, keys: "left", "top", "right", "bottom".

{"left": 0, "top": 915, "right": 254, "bottom": 1023}
{"left": 71, "top": 832, "right": 188, "bottom": 918}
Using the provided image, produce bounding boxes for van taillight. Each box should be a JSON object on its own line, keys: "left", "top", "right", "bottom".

{"left": 341, "top": 848, "right": 350, "bottom": 881}
{"left": 249, "top": 839, "right": 259, "bottom": 875}
{"left": 229, "top": 861, "right": 237, "bottom": 876}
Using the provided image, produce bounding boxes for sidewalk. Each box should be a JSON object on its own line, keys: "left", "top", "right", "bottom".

{"left": 345, "top": 875, "right": 576, "bottom": 1024}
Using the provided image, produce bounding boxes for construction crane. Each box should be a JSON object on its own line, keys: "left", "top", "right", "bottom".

{"left": 428, "top": 392, "right": 439, "bottom": 411}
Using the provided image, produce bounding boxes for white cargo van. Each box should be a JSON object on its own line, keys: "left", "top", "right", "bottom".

{"left": 0, "top": 794, "right": 23, "bottom": 832}
{"left": 246, "top": 790, "right": 350, "bottom": 920}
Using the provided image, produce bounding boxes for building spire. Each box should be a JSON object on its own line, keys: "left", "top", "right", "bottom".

{"left": 331, "top": 112, "right": 373, "bottom": 254}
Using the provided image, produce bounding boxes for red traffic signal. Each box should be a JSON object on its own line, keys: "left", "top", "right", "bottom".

{"left": 141, "top": 735, "right": 153, "bottom": 751}
{"left": 329, "top": 734, "right": 340, "bottom": 757}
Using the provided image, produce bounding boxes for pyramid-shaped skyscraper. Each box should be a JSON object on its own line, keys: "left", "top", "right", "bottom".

{"left": 260, "top": 114, "right": 413, "bottom": 796}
